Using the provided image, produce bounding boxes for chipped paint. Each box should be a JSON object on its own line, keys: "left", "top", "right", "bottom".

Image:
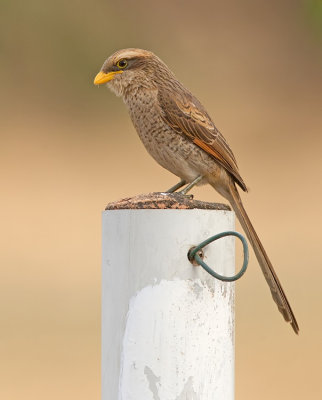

{"left": 119, "top": 279, "right": 234, "bottom": 399}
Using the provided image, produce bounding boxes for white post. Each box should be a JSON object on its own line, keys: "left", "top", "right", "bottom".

{"left": 102, "top": 194, "right": 235, "bottom": 400}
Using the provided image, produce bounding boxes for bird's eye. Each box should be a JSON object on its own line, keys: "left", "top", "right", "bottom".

{"left": 116, "top": 59, "right": 128, "bottom": 69}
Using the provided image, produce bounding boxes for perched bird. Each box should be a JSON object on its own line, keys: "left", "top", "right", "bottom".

{"left": 94, "top": 48, "right": 299, "bottom": 334}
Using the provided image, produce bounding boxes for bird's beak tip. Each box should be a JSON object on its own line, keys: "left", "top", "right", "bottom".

{"left": 94, "top": 71, "right": 107, "bottom": 85}
{"left": 93, "top": 70, "right": 123, "bottom": 85}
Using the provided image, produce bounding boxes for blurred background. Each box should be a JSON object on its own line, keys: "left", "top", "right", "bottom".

{"left": 1, "top": 0, "right": 321, "bottom": 398}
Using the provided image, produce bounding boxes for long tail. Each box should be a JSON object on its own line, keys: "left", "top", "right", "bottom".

{"left": 227, "top": 183, "right": 299, "bottom": 334}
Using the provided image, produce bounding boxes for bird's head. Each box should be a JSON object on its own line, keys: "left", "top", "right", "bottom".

{"left": 93, "top": 48, "right": 175, "bottom": 97}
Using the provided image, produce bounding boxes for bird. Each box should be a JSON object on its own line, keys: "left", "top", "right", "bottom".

{"left": 94, "top": 48, "right": 299, "bottom": 334}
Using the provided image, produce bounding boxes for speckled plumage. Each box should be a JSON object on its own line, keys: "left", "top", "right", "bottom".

{"left": 95, "top": 48, "right": 299, "bottom": 334}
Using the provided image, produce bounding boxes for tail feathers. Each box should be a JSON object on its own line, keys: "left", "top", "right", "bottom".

{"left": 228, "top": 184, "right": 299, "bottom": 334}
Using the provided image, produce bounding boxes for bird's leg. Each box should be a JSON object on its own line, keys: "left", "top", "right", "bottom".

{"left": 165, "top": 179, "right": 186, "bottom": 193}
{"left": 179, "top": 175, "right": 203, "bottom": 195}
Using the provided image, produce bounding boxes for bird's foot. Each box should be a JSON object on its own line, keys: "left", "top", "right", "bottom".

{"left": 177, "top": 193, "right": 194, "bottom": 200}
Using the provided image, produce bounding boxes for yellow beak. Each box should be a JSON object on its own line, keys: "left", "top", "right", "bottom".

{"left": 93, "top": 70, "right": 123, "bottom": 85}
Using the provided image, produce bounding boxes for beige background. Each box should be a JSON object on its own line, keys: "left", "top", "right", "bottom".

{"left": 1, "top": 0, "right": 321, "bottom": 398}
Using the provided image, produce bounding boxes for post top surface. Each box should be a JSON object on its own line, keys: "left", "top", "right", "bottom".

{"left": 105, "top": 192, "right": 231, "bottom": 211}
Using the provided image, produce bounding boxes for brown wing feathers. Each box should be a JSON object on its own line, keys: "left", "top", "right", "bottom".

{"left": 158, "top": 88, "right": 247, "bottom": 191}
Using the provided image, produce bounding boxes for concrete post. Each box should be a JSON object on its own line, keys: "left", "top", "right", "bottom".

{"left": 102, "top": 193, "right": 235, "bottom": 400}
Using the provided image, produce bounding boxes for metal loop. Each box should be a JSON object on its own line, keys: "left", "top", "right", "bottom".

{"left": 188, "top": 231, "right": 249, "bottom": 282}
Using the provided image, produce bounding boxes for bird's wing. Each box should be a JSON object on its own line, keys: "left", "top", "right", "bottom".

{"left": 157, "top": 87, "right": 247, "bottom": 191}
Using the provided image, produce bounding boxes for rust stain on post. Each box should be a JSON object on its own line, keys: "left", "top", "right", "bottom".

{"left": 105, "top": 192, "right": 231, "bottom": 211}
